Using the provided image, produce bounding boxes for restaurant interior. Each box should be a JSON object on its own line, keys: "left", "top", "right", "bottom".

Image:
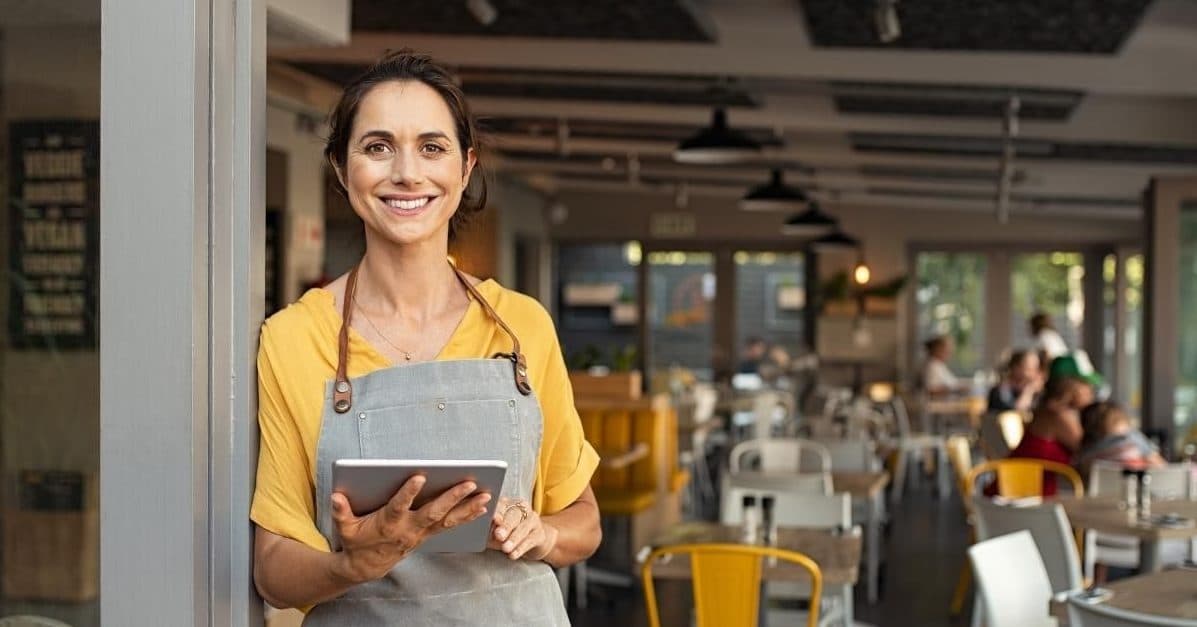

{"left": 3, "top": 0, "right": 1197, "bottom": 626}
{"left": 249, "top": 1, "right": 1197, "bottom": 625}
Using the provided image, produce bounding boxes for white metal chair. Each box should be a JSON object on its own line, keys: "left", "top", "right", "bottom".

{"left": 879, "top": 396, "right": 950, "bottom": 503}
{"left": 1085, "top": 461, "right": 1197, "bottom": 580}
{"left": 720, "top": 489, "right": 855, "bottom": 627}
{"left": 968, "top": 530, "right": 1058, "bottom": 627}
{"left": 729, "top": 437, "right": 831, "bottom": 474}
{"left": 972, "top": 498, "right": 1083, "bottom": 594}
{"left": 815, "top": 437, "right": 881, "bottom": 473}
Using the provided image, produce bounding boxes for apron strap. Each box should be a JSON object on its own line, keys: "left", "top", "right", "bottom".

{"left": 332, "top": 264, "right": 359, "bottom": 413}
{"left": 451, "top": 266, "right": 534, "bottom": 396}
{"left": 332, "top": 261, "right": 532, "bottom": 414}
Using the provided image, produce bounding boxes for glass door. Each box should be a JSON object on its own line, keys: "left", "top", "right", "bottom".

{"left": 647, "top": 251, "right": 716, "bottom": 382}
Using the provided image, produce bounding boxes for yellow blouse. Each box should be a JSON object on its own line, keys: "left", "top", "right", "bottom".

{"left": 250, "top": 280, "right": 599, "bottom": 552}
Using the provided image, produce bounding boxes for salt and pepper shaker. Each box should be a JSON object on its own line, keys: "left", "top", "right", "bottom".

{"left": 761, "top": 495, "right": 777, "bottom": 566}
{"left": 741, "top": 495, "right": 760, "bottom": 544}
{"left": 761, "top": 495, "right": 777, "bottom": 546}
{"left": 1138, "top": 473, "right": 1152, "bottom": 519}
{"left": 1121, "top": 468, "right": 1140, "bottom": 515}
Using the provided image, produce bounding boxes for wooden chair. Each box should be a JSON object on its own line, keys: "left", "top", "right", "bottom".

{"left": 945, "top": 435, "right": 977, "bottom": 617}
{"left": 641, "top": 543, "right": 824, "bottom": 627}
{"left": 965, "top": 458, "right": 1084, "bottom": 499}
{"left": 979, "top": 410, "right": 1025, "bottom": 459}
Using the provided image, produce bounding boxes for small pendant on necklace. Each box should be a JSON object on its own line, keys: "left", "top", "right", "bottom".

{"left": 403, "top": 352, "right": 412, "bottom": 361}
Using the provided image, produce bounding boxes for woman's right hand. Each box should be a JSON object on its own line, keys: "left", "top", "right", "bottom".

{"left": 329, "top": 475, "right": 492, "bottom": 584}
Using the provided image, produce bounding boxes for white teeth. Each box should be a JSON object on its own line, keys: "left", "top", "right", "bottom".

{"left": 386, "top": 197, "right": 431, "bottom": 210}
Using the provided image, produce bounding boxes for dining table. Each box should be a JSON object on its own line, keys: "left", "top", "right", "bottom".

{"left": 645, "top": 520, "right": 862, "bottom": 626}
{"left": 1062, "top": 568, "right": 1197, "bottom": 624}
{"left": 726, "top": 470, "right": 890, "bottom": 605}
{"left": 1059, "top": 496, "right": 1197, "bottom": 573}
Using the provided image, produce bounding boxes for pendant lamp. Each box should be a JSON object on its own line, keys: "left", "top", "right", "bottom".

{"left": 673, "top": 108, "right": 761, "bottom": 164}
{"left": 781, "top": 200, "right": 837, "bottom": 235}
{"left": 740, "top": 169, "right": 808, "bottom": 211}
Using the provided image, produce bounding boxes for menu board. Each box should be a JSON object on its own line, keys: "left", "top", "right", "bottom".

{"left": 8, "top": 120, "right": 99, "bottom": 349}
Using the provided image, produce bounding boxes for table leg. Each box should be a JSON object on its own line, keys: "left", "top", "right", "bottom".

{"left": 842, "top": 584, "right": 855, "bottom": 627}
{"left": 1139, "top": 538, "right": 1163, "bottom": 573}
{"left": 867, "top": 492, "right": 881, "bottom": 604}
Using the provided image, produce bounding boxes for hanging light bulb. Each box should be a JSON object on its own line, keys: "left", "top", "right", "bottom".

{"left": 853, "top": 258, "right": 871, "bottom": 285}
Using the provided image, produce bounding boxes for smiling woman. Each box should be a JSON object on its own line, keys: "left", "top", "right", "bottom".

{"left": 250, "top": 51, "right": 600, "bottom": 625}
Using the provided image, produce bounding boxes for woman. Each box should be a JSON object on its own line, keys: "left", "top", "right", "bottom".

{"left": 1008, "top": 376, "right": 1091, "bottom": 496}
{"left": 987, "top": 349, "right": 1042, "bottom": 412}
{"left": 251, "top": 51, "right": 600, "bottom": 625}
{"left": 919, "top": 336, "right": 969, "bottom": 396}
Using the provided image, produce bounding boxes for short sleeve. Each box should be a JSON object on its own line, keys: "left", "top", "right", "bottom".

{"left": 532, "top": 317, "right": 599, "bottom": 515}
{"left": 250, "top": 325, "right": 331, "bottom": 552}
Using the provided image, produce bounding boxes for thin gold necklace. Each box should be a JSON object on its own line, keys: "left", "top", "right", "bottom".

{"left": 352, "top": 293, "right": 414, "bottom": 361}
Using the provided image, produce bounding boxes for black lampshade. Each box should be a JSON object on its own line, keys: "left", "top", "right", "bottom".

{"left": 673, "top": 108, "right": 762, "bottom": 164}
{"left": 740, "top": 169, "right": 809, "bottom": 211}
{"left": 781, "top": 201, "right": 837, "bottom": 235}
{"left": 809, "top": 228, "right": 860, "bottom": 251}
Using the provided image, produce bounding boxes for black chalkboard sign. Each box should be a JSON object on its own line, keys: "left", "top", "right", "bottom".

{"left": 8, "top": 120, "right": 99, "bottom": 349}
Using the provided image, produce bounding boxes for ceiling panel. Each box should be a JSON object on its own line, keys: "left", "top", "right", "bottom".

{"left": 831, "top": 81, "right": 1083, "bottom": 120}
{"left": 800, "top": 0, "right": 1152, "bottom": 53}
{"left": 851, "top": 133, "right": 1197, "bottom": 164}
{"left": 352, "top": 0, "right": 717, "bottom": 41}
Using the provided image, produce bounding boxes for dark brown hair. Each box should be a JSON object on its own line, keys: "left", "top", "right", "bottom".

{"left": 324, "top": 49, "right": 487, "bottom": 240}
{"left": 1080, "top": 401, "right": 1130, "bottom": 448}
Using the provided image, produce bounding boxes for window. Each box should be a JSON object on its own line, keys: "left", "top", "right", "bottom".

{"left": 648, "top": 251, "right": 715, "bottom": 381}
{"left": 915, "top": 252, "right": 987, "bottom": 374}
{"left": 1009, "top": 251, "right": 1085, "bottom": 354}
{"left": 734, "top": 250, "right": 805, "bottom": 359}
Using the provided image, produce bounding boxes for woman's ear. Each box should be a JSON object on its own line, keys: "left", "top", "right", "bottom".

{"left": 329, "top": 155, "right": 347, "bottom": 190}
{"left": 463, "top": 146, "right": 477, "bottom": 182}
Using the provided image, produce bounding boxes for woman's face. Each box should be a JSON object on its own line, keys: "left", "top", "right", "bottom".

{"left": 338, "top": 80, "right": 475, "bottom": 248}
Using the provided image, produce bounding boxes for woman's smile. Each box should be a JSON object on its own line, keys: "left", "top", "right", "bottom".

{"left": 379, "top": 193, "right": 439, "bottom": 215}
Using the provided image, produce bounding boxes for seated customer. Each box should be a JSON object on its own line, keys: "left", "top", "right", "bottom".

{"left": 920, "top": 336, "right": 970, "bottom": 397}
{"left": 1008, "top": 376, "right": 1092, "bottom": 496}
{"left": 988, "top": 349, "right": 1043, "bottom": 412}
{"left": 1075, "top": 401, "right": 1165, "bottom": 480}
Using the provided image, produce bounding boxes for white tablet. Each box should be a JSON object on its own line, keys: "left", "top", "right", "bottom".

{"left": 332, "top": 458, "right": 507, "bottom": 553}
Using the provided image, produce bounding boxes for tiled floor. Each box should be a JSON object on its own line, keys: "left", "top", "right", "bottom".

{"left": 0, "top": 479, "right": 972, "bottom": 627}
{"left": 572, "top": 478, "right": 976, "bottom": 627}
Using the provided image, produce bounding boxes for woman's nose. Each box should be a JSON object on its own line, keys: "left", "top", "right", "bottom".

{"left": 389, "top": 151, "right": 425, "bottom": 184}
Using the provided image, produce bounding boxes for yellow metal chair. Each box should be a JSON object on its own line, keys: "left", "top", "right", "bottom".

{"left": 944, "top": 435, "right": 976, "bottom": 617}
{"left": 965, "top": 458, "right": 1084, "bottom": 498}
{"left": 641, "top": 543, "right": 823, "bottom": 627}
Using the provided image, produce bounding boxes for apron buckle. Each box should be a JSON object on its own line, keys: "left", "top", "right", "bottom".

{"left": 493, "top": 351, "right": 533, "bottom": 396}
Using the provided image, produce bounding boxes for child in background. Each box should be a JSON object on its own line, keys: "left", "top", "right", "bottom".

{"left": 1075, "top": 401, "right": 1165, "bottom": 480}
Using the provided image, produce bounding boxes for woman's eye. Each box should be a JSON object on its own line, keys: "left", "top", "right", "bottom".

{"left": 422, "top": 143, "right": 447, "bottom": 154}
{"left": 365, "top": 143, "right": 391, "bottom": 155}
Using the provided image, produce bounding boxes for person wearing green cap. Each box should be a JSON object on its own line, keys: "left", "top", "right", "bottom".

{"left": 1047, "top": 351, "right": 1106, "bottom": 392}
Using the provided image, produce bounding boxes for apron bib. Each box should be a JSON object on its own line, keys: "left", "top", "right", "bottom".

{"left": 303, "top": 265, "right": 570, "bottom": 627}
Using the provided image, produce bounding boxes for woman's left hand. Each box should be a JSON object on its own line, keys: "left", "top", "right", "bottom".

{"left": 489, "top": 497, "right": 558, "bottom": 561}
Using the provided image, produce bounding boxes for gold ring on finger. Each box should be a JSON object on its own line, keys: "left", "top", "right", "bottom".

{"left": 503, "top": 502, "right": 529, "bottom": 524}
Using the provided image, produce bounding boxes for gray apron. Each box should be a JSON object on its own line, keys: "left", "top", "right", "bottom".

{"left": 303, "top": 265, "right": 570, "bottom": 626}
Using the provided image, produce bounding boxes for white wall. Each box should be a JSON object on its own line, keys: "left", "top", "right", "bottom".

{"left": 493, "top": 176, "right": 550, "bottom": 303}
{"left": 266, "top": 100, "right": 327, "bottom": 303}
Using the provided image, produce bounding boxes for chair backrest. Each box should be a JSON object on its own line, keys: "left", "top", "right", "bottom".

{"left": 814, "top": 438, "right": 880, "bottom": 472}
{"left": 692, "top": 383, "right": 718, "bottom": 424}
{"left": 721, "top": 487, "right": 850, "bottom": 529}
{"left": 751, "top": 390, "right": 783, "bottom": 439}
{"left": 979, "top": 411, "right": 1024, "bottom": 459}
{"left": 1090, "top": 461, "right": 1195, "bottom": 500}
{"left": 945, "top": 435, "right": 974, "bottom": 507}
{"left": 729, "top": 437, "right": 831, "bottom": 474}
{"left": 966, "top": 459, "right": 1085, "bottom": 498}
{"left": 998, "top": 411, "right": 1026, "bottom": 449}
{"left": 968, "top": 530, "right": 1055, "bottom": 627}
{"left": 642, "top": 543, "right": 823, "bottom": 627}
{"left": 972, "top": 498, "right": 1083, "bottom": 594}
